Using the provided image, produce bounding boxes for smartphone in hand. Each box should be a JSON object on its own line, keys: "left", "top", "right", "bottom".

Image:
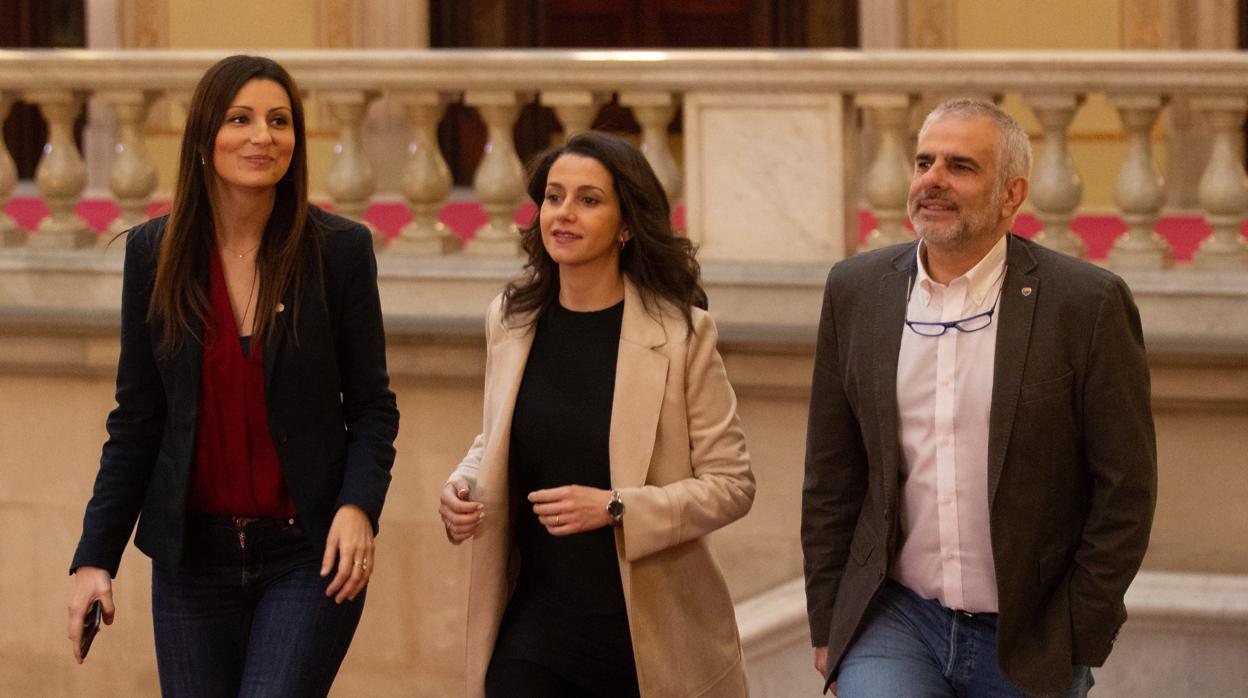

{"left": 80, "top": 600, "right": 102, "bottom": 660}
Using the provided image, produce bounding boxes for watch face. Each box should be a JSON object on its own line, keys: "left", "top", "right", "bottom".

{"left": 608, "top": 498, "right": 624, "bottom": 518}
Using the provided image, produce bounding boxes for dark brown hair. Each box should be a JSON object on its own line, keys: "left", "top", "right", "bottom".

{"left": 504, "top": 131, "right": 706, "bottom": 331}
{"left": 148, "top": 54, "right": 317, "bottom": 350}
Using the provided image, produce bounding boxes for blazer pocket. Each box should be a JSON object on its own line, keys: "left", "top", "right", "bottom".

{"left": 849, "top": 527, "right": 877, "bottom": 566}
{"left": 1019, "top": 369, "right": 1074, "bottom": 404}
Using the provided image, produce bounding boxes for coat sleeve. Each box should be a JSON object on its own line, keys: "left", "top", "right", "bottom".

{"left": 800, "top": 268, "right": 870, "bottom": 647}
{"left": 617, "top": 311, "right": 755, "bottom": 562}
{"left": 1069, "top": 275, "right": 1157, "bottom": 666}
{"left": 70, "top": 228, "right": 167, "bottom": 577}
{"left": 332, "top": 228, "right": 400, "bottom": 532}
{"left": 446, "top": 296, "right": 502, "bottom": 492}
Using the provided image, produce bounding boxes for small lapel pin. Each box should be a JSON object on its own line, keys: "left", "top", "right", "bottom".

{"left": 275, "top": 302, "right": 286, "bottom": 313}
{"left": 1020, "top": 287, "right": 1033, "bottom": 297}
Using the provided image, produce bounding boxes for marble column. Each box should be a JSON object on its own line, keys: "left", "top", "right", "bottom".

{"left": 391, "top": 91, "right": 458, "bottom": 255}
{"left": 856, "top": 92, "right": 916, "bottom": 252}
{"left": 102, "top": 90, "right": 159, "bottom": 241}
{"left": 1027, "top": 93, "right": 1087, "bottom": 258}
{"left": 464, "top": 90, "right": 529, "bottom": 257}
{"left": 1108, "top": 94, "right": 1172, "bottom": 270}
{"left": 541, "top": 90, "right": 609, "bottom": 141}
{"left": 0, "top": 93, "right": 22, "bottom": 245}
{"left": 324, "top": 91, "right": 380, "bottom": 244}
{"left": 1191, "top": 96, "right": 1248, "bottom": 270}
{"left": 26, "top": 90, "right": 93, "bottom": 248}
{"left": 619, "top": 91, "right": 682, "bottom": 205}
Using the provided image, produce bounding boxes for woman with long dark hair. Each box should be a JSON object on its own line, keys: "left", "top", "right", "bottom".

{"left": 438, "top": 131, "right": 755, "bottom": 697}
{"left": 65, "top": 55, "right": 398, "bottom": 696}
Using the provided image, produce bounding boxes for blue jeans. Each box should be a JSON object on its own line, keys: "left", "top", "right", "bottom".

{"left": 151, "top": 514, "right": 365, "bottom": 698}
{"left": 837, "top": 580, "right": 1093, "bottom": 698}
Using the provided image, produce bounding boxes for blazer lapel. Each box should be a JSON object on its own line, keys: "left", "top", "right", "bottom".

{"left": 262, "top": 284, "right": 296, "bottom": 390}
{"left": 872, "top": 245, "right": 917, "bottom": 516}
{"left": 168, "top": 314, "right": 205, "bottom": 459}
{"left": 476, "top": 311, "right": 536, "bottom": 504}
{"left": 609, "top": 279, "right": 669, "bottom": 490}
{"left": 987, "top": 235, "right": 1040, "bottom": 507}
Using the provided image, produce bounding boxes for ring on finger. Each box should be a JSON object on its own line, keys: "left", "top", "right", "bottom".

{"left": 555, "top": 514, "right": 562, "bottom": 526}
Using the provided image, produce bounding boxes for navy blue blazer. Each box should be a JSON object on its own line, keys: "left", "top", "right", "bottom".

{"left": 71, "top": 208, "right": 400, "bottom": 577}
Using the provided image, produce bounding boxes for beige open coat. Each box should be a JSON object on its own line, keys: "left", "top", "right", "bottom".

{"left": 448, "top": 278, "right": 755, "bottom": 697}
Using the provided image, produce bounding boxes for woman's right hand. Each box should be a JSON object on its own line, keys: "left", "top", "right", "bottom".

{"left": 438, "top": 478, "right": 484, "bottom": 544}
{"left": 67, "top": 566, "right": 115, "bottom": 664}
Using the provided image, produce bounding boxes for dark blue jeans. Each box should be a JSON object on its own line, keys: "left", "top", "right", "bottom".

{"left": 151, "top": 514, "right": 365, "bottom": 698}
{"left": 837, "top": 580, "right": 1093, "bottom": 698}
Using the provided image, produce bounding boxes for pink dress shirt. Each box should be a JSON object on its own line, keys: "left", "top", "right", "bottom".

{"left": 891, "top": 234, "right": 1008, "bottom": 613}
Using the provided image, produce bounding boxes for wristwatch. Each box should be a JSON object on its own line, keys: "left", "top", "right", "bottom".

{"left": 606, "top": 489, "right": 625, "bottom": 525}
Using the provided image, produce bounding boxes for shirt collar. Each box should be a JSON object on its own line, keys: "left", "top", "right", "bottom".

{"left": 914, "top": 234, "right": 1009, "bottom": 307}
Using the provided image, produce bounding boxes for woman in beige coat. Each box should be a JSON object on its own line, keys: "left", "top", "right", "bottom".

{"left": 438, "top": 131, "right": 755, "bottom": 697}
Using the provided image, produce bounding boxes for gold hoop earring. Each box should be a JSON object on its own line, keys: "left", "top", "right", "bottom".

{"left": 200, "top": 154, "right": 206, "bottom": 166}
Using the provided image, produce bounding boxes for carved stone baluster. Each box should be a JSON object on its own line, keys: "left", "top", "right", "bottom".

{"left": 1108, "top": 95, "right": 1172, "bottom": 269}
{"left": 1027, "top": 93, "right": 1087, "bottom": 258}
{"left": 541, "top": 90, "right": 609, "bottom": 141}
{"left": 0, "top": 92, "right": 22, "bottom": 245}
{"left": 857, "top": 92, "right": 916, "bottom": 252}
{"left": 102, "top": 90, "right": 159, "bottom": 241}
{"left": 1191, "top": 96, "right": 1248, "bottom": 270}
{"left": 391, "top": 91, "right": 457, "bottom": 255}
{"left": 619, "top": 92, "right": 681, "bottom": 204}
{"left": 464, "top": 91, "right": 530, "bottom": 256}
{"left": 324, "top": 91, "right": 380, "bottom": 245}
{"left": 25, "top": 90, "right": 93, "bottom": 248}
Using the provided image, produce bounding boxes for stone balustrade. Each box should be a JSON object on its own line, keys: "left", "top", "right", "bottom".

{"left": 0, "top": 49, "right": 1247, "bottom": 269}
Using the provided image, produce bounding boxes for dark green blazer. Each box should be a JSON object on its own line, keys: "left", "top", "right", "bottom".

{"left": 801, "top": 234, "right": 1156, "bottom": 696}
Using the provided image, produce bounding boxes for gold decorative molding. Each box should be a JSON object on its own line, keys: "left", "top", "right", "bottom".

{"left": 1122, "top": 0, "right": 1166, "bottom": 48}
{"left": 909, "top": 0, "right": 956, "bottom": 49}
{"left": 120, "top": 0, "right": 169, "bottom": 48}
{"left": 318, "top": 0, "right": 360, "bottom": 49}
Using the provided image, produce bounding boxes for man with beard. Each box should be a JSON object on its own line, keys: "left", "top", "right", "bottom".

{"left": 801, "top": 99, "right": 1156, "bottom": 697}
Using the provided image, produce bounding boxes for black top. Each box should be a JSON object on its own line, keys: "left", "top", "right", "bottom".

{"left": 490, "top": 300, "right": 639, "bottom": 694}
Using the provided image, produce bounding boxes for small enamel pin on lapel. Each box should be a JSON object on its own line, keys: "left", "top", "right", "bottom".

{"left": 1020, "top": 287, "right": 1033, "bottom": 297}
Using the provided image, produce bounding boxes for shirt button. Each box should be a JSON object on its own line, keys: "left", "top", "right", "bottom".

{"left": 278, "top": 431, "right": 288, "bottom": 444}
{"left": 946, "top": 553, "right": 956, "bottom": 561}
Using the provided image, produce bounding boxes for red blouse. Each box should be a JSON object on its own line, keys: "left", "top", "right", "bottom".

{"left": 187, "top": 252, "right": 296, "bottom": 518}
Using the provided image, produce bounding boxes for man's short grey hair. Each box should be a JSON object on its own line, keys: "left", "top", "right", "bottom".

{"left": 918, "top": 98, "right": 1032, "bottom": 186}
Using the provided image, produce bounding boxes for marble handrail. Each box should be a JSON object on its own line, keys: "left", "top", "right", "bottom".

{"left": 9, "top": 49, "right": 1248, "bottom": 93}
{"left": 735, "top": 570, "right": 1248, "bottom": 662}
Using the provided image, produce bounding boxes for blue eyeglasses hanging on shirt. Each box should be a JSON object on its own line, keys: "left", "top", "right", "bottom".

{"left": 903, "top": 268, "right": 1006, "bottom": 337}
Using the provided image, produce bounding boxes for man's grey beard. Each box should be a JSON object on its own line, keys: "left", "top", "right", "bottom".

{"left": 909, "top": 180, "right": 1005, "bottom": 247}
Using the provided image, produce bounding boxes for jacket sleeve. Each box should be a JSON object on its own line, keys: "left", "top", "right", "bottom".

{"left": 332, "top": 228, "right": 400, "bottom": 532}
{"left": 617, "top": 311, "right": 755, "bottom": 562}
{"left": 801, "top": 269, "right": 870, "bottom": 647}
{"left": 447, "top": 297, "right": 502, "bottom": 492}
{"left": 69, "top": 228, "right": 167, "bottom": 577}
{"left": 1069, "top": 275, "right": 1157, "bottom": 666}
